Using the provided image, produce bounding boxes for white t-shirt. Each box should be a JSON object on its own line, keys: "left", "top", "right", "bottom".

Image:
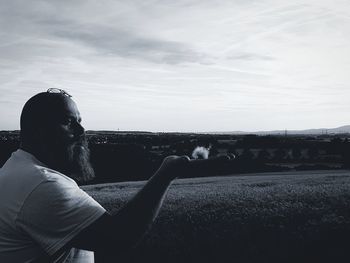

{"left": 0, "top": 149, "right": 106, "bottom": 262}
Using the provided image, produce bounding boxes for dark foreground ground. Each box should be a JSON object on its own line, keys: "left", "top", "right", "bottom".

{"left": 83, "top": 170, "right": 350, "bottom": 263}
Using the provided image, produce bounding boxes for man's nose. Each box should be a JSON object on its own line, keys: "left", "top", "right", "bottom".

{"left": 73, "top": 121, "right": 85, "bottom": 136}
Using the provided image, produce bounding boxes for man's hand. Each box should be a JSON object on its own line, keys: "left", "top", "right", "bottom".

{"left": 186, "top": 154, "right": 235, "bottom": 177}
{"left": 156, "top": 155, "right": 190, "bottom": 181}
{"left": 156, "top": 154, "right": 234, "bottom": 181}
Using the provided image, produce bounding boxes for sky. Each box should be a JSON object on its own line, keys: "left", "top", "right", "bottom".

{"left": 0, "top": 0, "right": 349, "bottom": 132}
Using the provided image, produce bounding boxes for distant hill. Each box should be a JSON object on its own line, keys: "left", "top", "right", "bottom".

{"left": 209, "top": 125, "right": 350, "bottom": 135}
{"left": 2, "top": 125, "right": 350, "bottom": 136}
{"left": 87, "top": 130, "right": 154, "bottom": 135}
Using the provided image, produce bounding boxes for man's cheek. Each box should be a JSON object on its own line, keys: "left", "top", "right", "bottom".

{"left": 56, "top": 125, "right": 75, "bottom": 140}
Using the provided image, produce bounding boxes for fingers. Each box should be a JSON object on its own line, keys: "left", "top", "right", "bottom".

{"left": 187, "top": 154, "right": 234, "bottom": 171}
{"left": 164, "top": 155, "right": 178, "bottom": 160}
{"left": 164, "top": 155, "right": 190, "bottom": 164}
{"left": 179, "top": 155, "right": 190, "bottom": 162}
{"left": 160, "top": 153, "right": 233, "bottom": 180}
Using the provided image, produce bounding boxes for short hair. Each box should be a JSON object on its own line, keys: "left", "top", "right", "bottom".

{"left": 20, "top": 92, "right": 70, "bottom": 147}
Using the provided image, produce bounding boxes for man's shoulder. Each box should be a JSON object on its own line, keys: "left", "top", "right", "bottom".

{"left": 0, "top": 150, "right": 76, "bottom": 230}
{"left": 0, "top": 149, "right": 76, "bottom": 197}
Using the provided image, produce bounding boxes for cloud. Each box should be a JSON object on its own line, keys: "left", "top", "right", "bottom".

{"left": 0, "top": 0, "right": 349, "bottom": 131}
{"left": 51, "top": 22, "right": 205, "bottom": 64}
{"left": 0, "top": 1, "right": 205, "bottom": 65}
{"left": 228, "top": 52, "right": 274, "bottom": 61}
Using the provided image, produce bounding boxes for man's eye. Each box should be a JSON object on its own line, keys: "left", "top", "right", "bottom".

{"left": 63, "top": 118, "right": 73, "bottom": 125}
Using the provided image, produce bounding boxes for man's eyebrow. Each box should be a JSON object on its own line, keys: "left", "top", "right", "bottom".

{"left": 64, "top": 114, "right": 82, "bottom": 122}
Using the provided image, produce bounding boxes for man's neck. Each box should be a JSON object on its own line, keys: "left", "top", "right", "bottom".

{"left": 20, "top": 145, "right": 55, "bottom": 170}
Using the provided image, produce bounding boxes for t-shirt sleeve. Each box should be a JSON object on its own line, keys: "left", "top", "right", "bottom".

{"left": 16, "top": 178, "right": 106, "bottom": 256}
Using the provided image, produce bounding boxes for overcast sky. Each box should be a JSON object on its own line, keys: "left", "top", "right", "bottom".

{"left": 0, "top": 0, "right": 349, "bottom": 132}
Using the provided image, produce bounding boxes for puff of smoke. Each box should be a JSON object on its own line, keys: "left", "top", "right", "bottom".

{"left": 192, "top": 146, "right": 211, "bottom": 160}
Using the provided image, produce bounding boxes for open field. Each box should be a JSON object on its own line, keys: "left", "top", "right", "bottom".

{"left": 83, "top": 170, "right": 350, "bottom": 263}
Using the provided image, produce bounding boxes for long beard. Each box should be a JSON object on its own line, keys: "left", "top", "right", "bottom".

{"left": 49, "top": 137, "right": 95, "bottom": 183}
{"left": 66, "top": 140, "right": 95, "bottom": 183}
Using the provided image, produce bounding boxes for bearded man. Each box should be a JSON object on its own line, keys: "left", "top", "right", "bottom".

{"left": 0, "top": 89, "right": 190, "bottom": 262}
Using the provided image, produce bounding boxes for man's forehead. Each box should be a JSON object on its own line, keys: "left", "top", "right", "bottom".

{"left": 54, "top": 97, "right": 81, "bottom": 118}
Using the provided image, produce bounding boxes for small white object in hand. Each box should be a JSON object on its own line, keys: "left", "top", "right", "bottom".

{"left": 192, "top": 146, "right": 210, "bottom": 160}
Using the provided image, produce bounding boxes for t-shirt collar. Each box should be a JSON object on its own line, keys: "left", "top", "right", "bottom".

{"left": 15, "top": 149, "right": 49, "bottom": 168}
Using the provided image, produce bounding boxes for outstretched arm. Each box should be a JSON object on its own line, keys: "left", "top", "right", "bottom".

{"left": 66, "top": 155, "right": 189, "bottom": 253}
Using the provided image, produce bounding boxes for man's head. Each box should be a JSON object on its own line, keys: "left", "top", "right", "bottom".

{"left": 20, "top": 89, "right": 95, "bottom": 182}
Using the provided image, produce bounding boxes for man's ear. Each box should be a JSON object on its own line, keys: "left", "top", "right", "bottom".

{"left": 34, "top": 126, "right": 50, "bottom": 148}
{"left": 35, "top": 126, "right": 45, "bottom": 140}
{"left": 21, "top": 125, "right": 47, "bottom": 154}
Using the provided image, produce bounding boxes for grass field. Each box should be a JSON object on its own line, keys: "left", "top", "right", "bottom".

{"left": 83, "top": 170, "right": 350, "bottom": 263}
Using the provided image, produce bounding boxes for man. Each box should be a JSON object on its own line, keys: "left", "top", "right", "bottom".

{"left": 0, "top": 89, "right": 190, "bottom": 262}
